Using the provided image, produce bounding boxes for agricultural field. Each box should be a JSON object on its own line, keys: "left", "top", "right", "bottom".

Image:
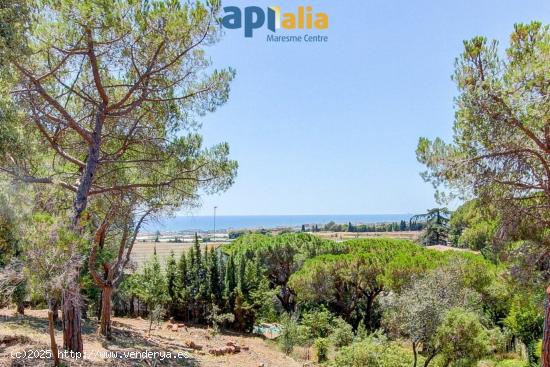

{"left": 314, "top": 230, "right": 421, "bottom": 242}
{"left": 131, "top": 241, "right": 224, "bottom": 268}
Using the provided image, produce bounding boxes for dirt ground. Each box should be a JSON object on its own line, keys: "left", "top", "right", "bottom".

{"left": 0, "top": 308, "right": 306, "bottom": 367}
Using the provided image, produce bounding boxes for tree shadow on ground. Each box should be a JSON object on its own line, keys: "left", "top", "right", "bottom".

{"left": 1, "top": 313, "right": 96, "bottom": 334}
{"left": 100, "top": 326, "right": 199, "bottom": 366}
{"left": 1, "top": 313, "right": 198, "bottom": 366}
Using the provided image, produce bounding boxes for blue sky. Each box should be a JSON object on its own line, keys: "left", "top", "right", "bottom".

{"left": 188, "top": 0, "right": 549, "bottom": 216}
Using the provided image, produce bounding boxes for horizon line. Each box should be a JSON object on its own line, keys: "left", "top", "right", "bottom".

{"left": 171, "top": 213, "right": 417, "bottom": 217}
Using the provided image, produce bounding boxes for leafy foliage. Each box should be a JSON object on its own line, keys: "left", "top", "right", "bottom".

{"left": 332, "top": 335, "right": 417, "bottom": 367}
{"left": 436, "top": 308, "right": 490, "bottom": 367}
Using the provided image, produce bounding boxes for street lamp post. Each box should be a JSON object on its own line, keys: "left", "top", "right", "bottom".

{"left": 213, "top": 206, "right": 217, "bottom": 243}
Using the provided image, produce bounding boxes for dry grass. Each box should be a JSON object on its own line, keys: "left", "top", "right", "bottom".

{"left": 426, "top": 245, "right": 480, "bottom": 254}
{"left": 0, "top": 308, "right": 306, "bottom": 367}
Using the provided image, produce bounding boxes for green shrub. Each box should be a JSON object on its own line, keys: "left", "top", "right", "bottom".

{"left": 314, "top": 337, "right": 329, "bottom": 362}
{"left": 301, "top": 307, "right": 333, "bottom": 338}
{"left": 330, "top": 317, "right": 354, "bottom": 348}
{"left": 354, "top": 320, "right": 369, "bottom": 340}
{"left": 279, "top": 314, "right": 299, "bottom": 355}
{"left": 436, "top": 308, "right": 490, "bottom": 366}
{"left": 332, "top": 338, "right": 415, "bottom": 367}
{"left": 504, "top": 296, "right": 543, "bottom": 366}
{"left": 494, "top": 360, "right": 527, "bottom": 367}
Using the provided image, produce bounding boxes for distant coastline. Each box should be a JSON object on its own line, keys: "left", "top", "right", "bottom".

{"left": 143, "top": 214, "right": 414, "bottom": 233}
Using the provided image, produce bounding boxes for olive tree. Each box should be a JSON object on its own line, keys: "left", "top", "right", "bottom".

{"left": 382, "top": 265, "right": 482, "bottom": 367}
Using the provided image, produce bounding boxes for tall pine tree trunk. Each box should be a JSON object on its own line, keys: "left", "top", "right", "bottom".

{"left": 62, "top": 284, "right": 82, "bottom": 353}
{"left": 542, "top": 283, "right": 550, "bottom": 367}
{"left": 62, "top": 114, "right": 102, "bottom": 353}
{"left": 48, "top": 310, "right": 60, "bottom": 366}
{"left": 99, "top": 285, "right": 113, "bottom": 339}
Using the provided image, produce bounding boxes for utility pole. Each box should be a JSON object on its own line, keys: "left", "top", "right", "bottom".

{"left": 213, "top": 206, "right": 217, "bottom": 243}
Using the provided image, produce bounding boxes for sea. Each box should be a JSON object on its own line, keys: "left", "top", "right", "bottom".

{"left": 143, "top": 214, "right": 414, "bottom": 233}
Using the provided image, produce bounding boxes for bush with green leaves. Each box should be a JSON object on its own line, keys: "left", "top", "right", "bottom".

{"left": 354, "top": 320, "right": 369, "bottom": 341}
{"left": 11, "top": 279, "right": 27, "bottom": 314}
{"left": 279, "top": 314, "right": 300, "bottom": 355}
{"left": 314, "top": 337, "right": 329, "bottom": 362}
{"left": 148, "top": 304, "right": 166, "bottom": 335}
{"left": 330, "top": 317, "right": 354, "bottom": 348}
{"left": 207, "top": 303, "right": 235, "bottom": 334}
{"left": 383, "top": 263, "right": 483, "bottom": 366}
{"left": 135, "top": 254, "right": 169, "bottom": 334}
{"left": 504, "top": 294, "right": 543, "bottom": 366}
{"left": 436, "top": 308, "right": 490, "bottom": 367}
{"left": 301, "top": 307, "right": 333, "bottom": 339}
{"left": 331, "top": 336, "right": 416, "bottom": 367}
{"left": 494, "top": 360, "right": 528, "bottom": 367}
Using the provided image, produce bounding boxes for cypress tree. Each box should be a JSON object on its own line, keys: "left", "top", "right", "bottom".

{"left": 187, "top": 242, "right": 200, "bottom": 293}
{"left": 194, "top": 233, "right": 201, "bottom": 267}
{"left": 224, "top": 255, "right": 237, "bottom": 310}
{"left": 218, "top": 253, "right": 226, "bottom": 298}
{"left": 208, "top": 247, "right": 221, "bottom": 304}
{"left": 175, "top": 251, "right": 188, "bottom": 296}
{"left": 165, "top": 251, "right": 177, "bottom": 315}
{"left": 237, "top": 255, "right": 246, "bottom": 292}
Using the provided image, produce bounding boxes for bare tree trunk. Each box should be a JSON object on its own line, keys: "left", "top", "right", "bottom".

{"left": 276, "top": 286, "right": 296, "bottom": 313}
{"left": 423, "top": 350, "right": 437, "bottom": 367}
{"left": 48, "top": 297, "right": 60, "bottom": 325}
{"left": 99, "top": 286, "right": 113, "bottom": 339}
{"left": 542, "top": 283, "right": 550, "bottom": 367}
{"left": 48, "top": 310, "right": 60, "bottom": 367}
{"left": 365, "top": 295, "right": 374, "bottom": 329}
{"left": 96, "top": 289, "right": 103, "bottom": 320}
{"left": 16, "top": 302, "right": 25, "bottom": 315}
{"left": 129, "top": 295, "right": 135, "bottom": 316}
{"left": 62, "top": 284, "right": 83, "bottom": 353}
